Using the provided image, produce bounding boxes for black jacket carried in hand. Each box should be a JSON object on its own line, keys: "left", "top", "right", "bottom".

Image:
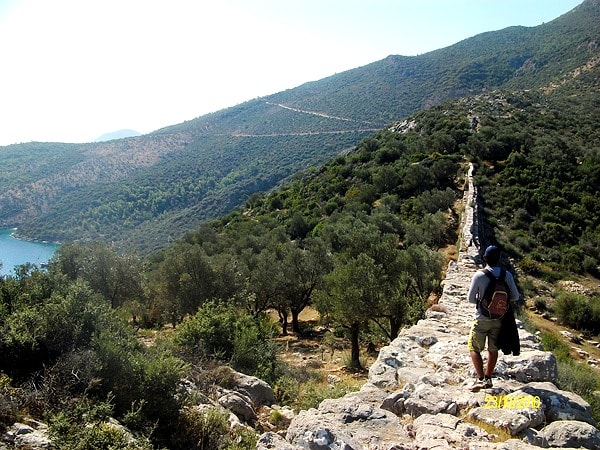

{"left": 497, "top": 303, "right": 520, "bottom": 356}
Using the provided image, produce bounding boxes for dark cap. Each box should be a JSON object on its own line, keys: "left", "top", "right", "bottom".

{"left": 484, "top": 245, "right": 500, "bottom": 258}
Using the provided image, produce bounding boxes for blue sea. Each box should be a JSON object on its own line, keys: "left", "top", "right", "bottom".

{"left": 0, "top": 229, "right": 60, "bottom": 276}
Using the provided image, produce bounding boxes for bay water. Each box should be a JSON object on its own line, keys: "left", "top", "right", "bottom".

{"left": 0, "top": 229, "right": 60, "bottom": 276}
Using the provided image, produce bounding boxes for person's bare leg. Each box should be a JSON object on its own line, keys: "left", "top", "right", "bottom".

{"left": 485, "top": 350, "right": 498, "bottom": 377}
{"left": 470, "top": 351, "right": 484, "bottom": 378}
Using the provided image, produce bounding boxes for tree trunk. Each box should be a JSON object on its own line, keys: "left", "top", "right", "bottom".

{"left": 389, "top": 317, "right": 402, "bottom": 341}
{"left": 349, "top": 322, "right": 362, "bottom": 371}
{"left": 278, "top": 309, "right": 289, "bottom": 336}
{"left": 291, "top": 309, "right": 301, "bottom": 333}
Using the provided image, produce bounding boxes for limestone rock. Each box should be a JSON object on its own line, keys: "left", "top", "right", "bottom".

{"left": 5, "top": 421, "right": 51, "bottom": 450}
{"left": 368, "top": 339, "right": 427, "bottom": 388}
{"left": 538, "top": 419, "right": 600, "bottom": 449}
{"left": 412, "top": 413, "right": 493, "bottom": 447}
{"left": 497, "top": 350, "right": 557, "bottom": 383}
{"left": 285, "top": 392, "right": 412, "bottom": 449}
{"left": 256, "top": 432, "right": 303, "bottom": 450}
{"left": 512, "top": 382, "right": 597, "bottom": 426}
{"left": 403, "top": 384, "right": 458, "bottom": 416}
{"left": 231, "top": 370, "right": 276, "bottom": 407}
{"left": 380, "top": 391, "right": 405, "bottom": 416}
{"left": 219, "top": 391, "right": 257, "bottom": 422}
{"left": 467, "top": 406, "right": 545, "bottom": 436}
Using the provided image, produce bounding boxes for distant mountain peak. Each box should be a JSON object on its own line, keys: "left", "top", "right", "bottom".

{"left": 95, "top": 129, "right": 142, "bottom": 142}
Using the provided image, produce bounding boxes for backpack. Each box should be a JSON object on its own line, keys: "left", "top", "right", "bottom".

{"left": 479, "top": 268, "right": 510, "bottom": 319}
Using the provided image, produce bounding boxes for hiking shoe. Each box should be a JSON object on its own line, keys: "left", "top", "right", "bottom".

{"left": 484, "top": 376, "right": 493, "bottom": 389}
{"left": 469, "top": 378, "right": 487, "bottom": 392}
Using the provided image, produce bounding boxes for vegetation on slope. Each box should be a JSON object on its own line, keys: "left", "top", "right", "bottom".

{"left": 469, "top": 79, "right": 600, "bottom": 280}
{"left": 0, "top": 3, "right": 600, "bottom": 446}
{"left": 0, "top": 113, "right": 465, "bottom": 447}
{"left": 0, "top": 0, "right": 598, "bottom": 254}
{"left": 2, "top": 61, "right": 600, "bottom": 444}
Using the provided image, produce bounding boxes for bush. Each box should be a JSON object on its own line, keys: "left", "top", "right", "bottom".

{"left": 94, "top": 331, "right": 187, "bottom": 425}
{"left": 174, "top": 302, "right": 241, "bottom": 360}
{"left": 0, "top": 373, "right": 20, "bottom": 428}
{"left": 170, "top": 407, "right": 257, "bottom": 450}
{"left": 48, "top": 397, "right": 153, "bottom": 450}
{"left": 539, "top": 331, "right": 571, "bottom": 362}
{"left": 519, "top": 257, "right": 541, "bottom": 276}
{"left": 534, "top": 297, "right": 547, "bottom": 312}
{"left": 273, "top": 367, "right": 359, "bottom": 412}
{"left": 583, "top": 256, "right": 599, "bottom": 276}
{"left": 540, "top": 330, "right": 600, "bottom": 423}
{"left": 293, "top": 379, "right": 359, "bottom": 412}
{"left": 562, "top": 247, "right": 585, "bottom": 273}
{"left": 231, "top": 314, "right": 280, "bottom": 382}
{"left": 174, "top": 302, "right": 280, "bottom": 382}
{"left": 554, "top": 292, "right": 600, "bottom": 334}
{"left": 557, "top": 359, "right": 600, "bottom": 424}
{"left": 557, "top": 360, "right": 599, "bottom": 399}
{"left": 273, "top": 375, "right": 301, "bottom": 406}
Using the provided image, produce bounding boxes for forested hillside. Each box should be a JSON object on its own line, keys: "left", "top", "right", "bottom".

{"left": 0, "top": 0, "right": 598, "bottom": 254}
{"left": 3, "top": 67, "right": 600, "bottom": 446}
{"left": 0, "top": 91, "right": 467, "bottom": 448}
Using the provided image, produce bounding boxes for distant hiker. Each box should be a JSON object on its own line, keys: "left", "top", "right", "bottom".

{"left": 467, "top": 245, "right": 520, "bottom": 392}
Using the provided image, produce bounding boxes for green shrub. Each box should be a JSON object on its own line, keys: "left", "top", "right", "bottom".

{"left": 94, "top": 331, "right": 187, "bottom": 425}
{"left": 539, "top": 331, "right": 571, "bottom": 362}
{"left": 170, "top": 407, "right": 257, "bottom": 450}
{"left": 557, "top": 360, "right": 599, "bottom": 399}
{"left": 587, "top": 393, "right": 600, "bottom": 426}
{"left": 273, "top": 375, "right": 301, "bottom": 406}
{"left": 133, "top": 349, "right": 188, "bottom": 424}
{"left": 583, "top": 256, "right": 599, "bottom": 276}
{"left": 561, "top": 247, "right": 585, "bottom": 273}
{"left": 174, "top": 303, "right": 280, "bottom": 382}
{"left": 294, "top": 379, "right": 359, "bottom": 412}
{"left": 554, "top": 292, "right": 600, "bottom": 334}
{"left": 557, "top": 359, "right": 600, "bottom": 423}
{"left": 48, "top": 398, "right": 152, "bottom": 450}
{"left": 268, "top": 409, "right": 287, "bottom": 427}
{"left": 519, "top": 256, "right": 541, "bottom": 276}
{"left": 231, "top": 314, "right": 280, "bottom": 382}
{"left": 0, "top": 373, "right": 20, "bottom": 427}
{"left": 540, "top": 330, "right": 600, "bottom": 422}
{"left": 174, "top": 302, "right": 241, "bottom": 360}
{"left": 534, "top": 297, "right": 547, "bottom": 312}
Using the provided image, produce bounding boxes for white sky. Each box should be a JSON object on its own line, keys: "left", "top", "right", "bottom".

{"left": 0, "top": 0, "right": 583, "bottom": 146}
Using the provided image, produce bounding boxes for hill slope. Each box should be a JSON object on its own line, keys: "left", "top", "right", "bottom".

{"left": 0, "top": 0, "right": 598, "bottom": 255}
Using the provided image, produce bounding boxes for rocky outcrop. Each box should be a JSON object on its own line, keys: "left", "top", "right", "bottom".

{"left": 2, "top": 420, "right": 51, "bottom": 449}
{"left": 257, "top": 164, "right": 600, "bottom": 449}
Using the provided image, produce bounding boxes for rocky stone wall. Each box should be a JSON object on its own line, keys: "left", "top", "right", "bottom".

{"left": 258, "top": 164, "right": 600, "bottom": 450}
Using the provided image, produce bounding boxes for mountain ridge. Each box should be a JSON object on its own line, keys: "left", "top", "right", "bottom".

{"left": 0, "top": 0, "right": 598, "bottom": 255}
{"left": 95, "top": 129, "right": 142, "bottom": 142}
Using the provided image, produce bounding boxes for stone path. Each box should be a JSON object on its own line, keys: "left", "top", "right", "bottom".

{"left": 258, "top": 164, "right": 600, "bottom": 450}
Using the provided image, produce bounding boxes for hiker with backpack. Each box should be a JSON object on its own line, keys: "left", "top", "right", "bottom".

{"left": 467, "top": 245, "right": 520, "bottom": 392}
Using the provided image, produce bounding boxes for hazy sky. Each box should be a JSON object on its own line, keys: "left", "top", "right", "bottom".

{"left": 0, "top": 0, "right": 583, "bottom": 146}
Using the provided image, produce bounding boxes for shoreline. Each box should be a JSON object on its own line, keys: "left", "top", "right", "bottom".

{"left": 2, "top": 227, "right": 61, "bottom": 246}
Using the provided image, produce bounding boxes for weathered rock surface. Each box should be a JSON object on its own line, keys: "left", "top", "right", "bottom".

{"left": 3, "top": 421, "right": 51, "bottom": 449}
{"left": 258, "top": 164, "right": 600, "bottom": 449}
{"left": 231, "top": 371, "right": 277, "bottom": 407}
{"left": 538, "top": 420, "right": 600, "bottom": 449}
{"left": 219, "top": 390, "right": 258, "bottom": 422}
